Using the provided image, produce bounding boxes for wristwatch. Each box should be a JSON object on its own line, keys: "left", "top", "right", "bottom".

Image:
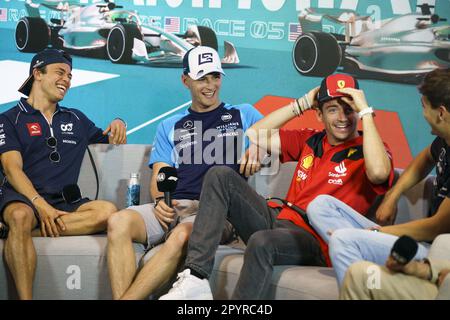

{"left": 358, "top": 107, "right": 374, "bottom": 119}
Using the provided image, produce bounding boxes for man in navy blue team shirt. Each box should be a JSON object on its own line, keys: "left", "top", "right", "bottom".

{"left": 106, "top": 46, "right": 263, "bottom": 299}
{"left": 0, "top": 49, "right": 127, "bottom": 299}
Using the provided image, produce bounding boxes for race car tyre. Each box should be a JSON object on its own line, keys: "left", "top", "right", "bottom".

{"left": 107, "top": 23, "right": 142, "bottom": 64}
{"left": 292, "top": 32, "right": 341, "bottom": 77}
{"left": 15, "top": 17, "right": 49, "bottom": 53}
{"left": 197, "top": 26, "right": 218, "bottom": 51}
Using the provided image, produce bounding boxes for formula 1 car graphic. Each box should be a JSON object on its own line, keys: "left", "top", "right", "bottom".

{"left": 292, "top": 3, "right": 450, "bottom": 83}
{"left": 15, "top": 0, "right": 239, "bottom": 65}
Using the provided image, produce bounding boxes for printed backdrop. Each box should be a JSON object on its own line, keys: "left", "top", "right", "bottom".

{"left": 0, "top": 0, "right": 449, "bottom": 168}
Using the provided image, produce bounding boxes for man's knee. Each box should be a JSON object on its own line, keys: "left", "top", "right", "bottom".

{"left": 164, "top": 223, "right": 193, "bottom": 253}
{"left": 92, "top": 201, "right": 117, "bottom": 223}
{"left": 246, "top": 230, "right": 274, "bottom": 259}
{"left": 307, "top": 195, "right": 336, "bottom": 215}
{"left": 98, "top": 201, "right": 117, "bottom": 215}
{"left": 204, "top": 166, "right": 235, "bottom": 185}
{"left": 4, "top": 204, "right": 35, "bottom": 231}
{"left": 329, "top": 229, "right": 354, "bottom": 258}
{"left": 107, "top": 210, "right": 134, "bottom": 240}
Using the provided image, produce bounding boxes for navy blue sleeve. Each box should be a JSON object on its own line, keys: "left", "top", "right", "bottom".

{"left": 74, "top": 110, "right": 108, "bottom": 144}
{"left": 0, "top": 114, "right": 22, "bottom": 155}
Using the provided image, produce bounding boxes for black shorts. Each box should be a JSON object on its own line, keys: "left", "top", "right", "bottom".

{"left": 0, "top": 186, "right": 90, "bottom": 223}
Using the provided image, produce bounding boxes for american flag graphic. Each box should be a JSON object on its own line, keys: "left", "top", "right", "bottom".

{"left": 0, "top": 8, "right": 8, "bottom": 22}
{"left": 164, "top": 16, "right": 180, "bottom": 33}
{"left": 288, "top": 23, "right": 302, "bottom": 41}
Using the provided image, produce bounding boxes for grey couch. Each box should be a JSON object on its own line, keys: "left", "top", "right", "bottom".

{"left": 0, "top": 144, "right": 443, "bottom": 299}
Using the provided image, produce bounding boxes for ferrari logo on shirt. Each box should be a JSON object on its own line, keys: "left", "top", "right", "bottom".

{"left": 300, "top": 154, "right": 314, "bottom": 170}
{"left": 347, "top": 148, "right": 357, "bottom": 158}
{"left": 26, "top": 123, "right": 42, "bottom": 136}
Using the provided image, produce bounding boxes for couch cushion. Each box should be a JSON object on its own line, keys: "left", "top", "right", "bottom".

{"left": 210, "top": 245, "right": 339, "bottom": 300}
{"left": 0, "top": 235, "right": 145, "bottom": 300}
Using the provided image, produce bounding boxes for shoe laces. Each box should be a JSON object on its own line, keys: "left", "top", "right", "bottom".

{"left": 172, "top": 270, "right": 190, "bottom": 289}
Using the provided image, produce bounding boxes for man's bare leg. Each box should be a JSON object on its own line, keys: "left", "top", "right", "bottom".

{"left": 121, "top": 222, "right": 192, "bottom": 300}
{"left": 3, "top": 202, "right": 38, "bottom": 300}
{"left": 107, "top": 209, "right": 148, "bottom": 299}
{"left": 31, "top": 200, "right": 116, "bottom": 237}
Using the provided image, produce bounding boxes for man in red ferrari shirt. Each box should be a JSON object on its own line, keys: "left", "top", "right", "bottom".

{"left": 160, "top": 73, "right": 394, "bottom": 300}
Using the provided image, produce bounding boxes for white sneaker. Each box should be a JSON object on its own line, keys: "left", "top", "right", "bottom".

{"left": 159, "top": 269, "right": 213, "bottom": 300}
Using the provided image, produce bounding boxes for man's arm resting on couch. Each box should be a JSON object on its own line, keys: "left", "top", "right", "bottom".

{"left": 380, "top": 197, "right": 450, "bottom": 242}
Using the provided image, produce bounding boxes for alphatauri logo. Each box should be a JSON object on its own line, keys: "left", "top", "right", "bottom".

{"left": 61, "top": 123, "right": 73, "bottom": 132}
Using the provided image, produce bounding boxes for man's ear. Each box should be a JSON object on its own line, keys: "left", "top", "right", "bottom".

{"left": 315, "top": 108, "right": 323, "bottom": 124}
{"left": 181, "top": 74, "right": 190, "bottom": 89}
{"left": 439, "top": 105, "right": 448, "bottom": 120}
{"left": 33, "top": 68, "right": 41, "bottom": 80}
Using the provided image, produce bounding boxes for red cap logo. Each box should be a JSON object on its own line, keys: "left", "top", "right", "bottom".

{"left": 26, "top": 123, "right": 42, "bottom": 136}
{"left": 326, "top": 74, "right": 357, "bottom": 98}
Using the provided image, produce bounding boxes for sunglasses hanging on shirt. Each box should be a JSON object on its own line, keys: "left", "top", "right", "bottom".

{"left": 46, "top": 132, "right": 60, "bottom": 163}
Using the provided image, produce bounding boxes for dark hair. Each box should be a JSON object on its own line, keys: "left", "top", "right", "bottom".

{"left": 418, "top": 68, "right": 450, "bottom": 111}
{"left": 36, "top": 65, "right": 47, "bottom": 74}
{"left": 317, "top": 97, "right": 352, "bottom": 112}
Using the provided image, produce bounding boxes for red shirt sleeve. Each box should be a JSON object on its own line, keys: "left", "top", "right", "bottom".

{"left": 279, "top": 128, "right": 317, "bottom": 163}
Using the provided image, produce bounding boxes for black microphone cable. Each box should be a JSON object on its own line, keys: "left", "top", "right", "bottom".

{"left": 266, "top": 197, "right": 310, "bottom": 226}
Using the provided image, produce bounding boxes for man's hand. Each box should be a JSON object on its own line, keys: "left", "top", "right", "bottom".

{"left": 438, "top": 269, "right": 450, "bottom": 288}
{"left": 386, "top": 258, "right": 432, "bottom": 281}
{"left": 385, "top": 255, "right": 409, "bottom": 273}
{"left": 154, "top": 199, "right": 179, "bottom": 231}
{"left": 103, "top": 119, "right": 127, "bottom": 145}
{"left": 239, "top": 143, "right": 261, "bottom": 177}
{"left": 306, "top": 86, "right": 320, "bottom": 110}
{"left": 376, "top": 195, "right": 398, "bottom": 226}
{"left": 337, "top": 87, "right": 370, "bottom": 113}
{"left": 33, "top": 198, "right": 69, "bottom": 237}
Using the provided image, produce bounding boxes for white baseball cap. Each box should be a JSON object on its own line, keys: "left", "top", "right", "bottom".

{"left": 182, "top": 46, "right": 225, "bottom": 80}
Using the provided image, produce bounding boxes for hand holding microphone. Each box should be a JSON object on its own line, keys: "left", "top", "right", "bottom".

{"left": 386, "top": 235, "right": 418, "bottom": 273}
{"left": 386, "top": 235, "right": 436, "bottom": 281}
{"left": 157, "top": 167, "right": 178, "bottom": 208}
{"left": 155, "top": 167, "right": 178, "bottom": 230}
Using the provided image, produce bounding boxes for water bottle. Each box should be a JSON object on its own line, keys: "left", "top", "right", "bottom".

{"left": 126, "top": 173, "right": 140, "bottom": 207}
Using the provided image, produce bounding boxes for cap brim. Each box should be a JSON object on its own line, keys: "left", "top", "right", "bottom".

{"left": 18, "top": 74, "right": 34, "bottom": 97}
{"left": 188, "top": 67, "right": 225, "bottom": 80}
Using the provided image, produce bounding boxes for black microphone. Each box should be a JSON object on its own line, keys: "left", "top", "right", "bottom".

{"left": 156, "top": 167, "right": 178, "bottom": 208}
{"left": 390, "top": 235, "right": 418, "bottom": 265}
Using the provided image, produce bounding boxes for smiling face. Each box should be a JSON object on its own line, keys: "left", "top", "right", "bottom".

{"left": 182, "top": 72, "right": 222, "bottom": 113}
{"left": 316, "top": 98, "right": 359, "bottom": 145}
{"left": 33, "top": 63, "right": 72, "bottom": 103}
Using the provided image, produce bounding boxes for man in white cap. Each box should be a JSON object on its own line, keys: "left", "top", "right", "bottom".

{"left": 106, "top": 46, "right": 263, "bottom": 299}
{"left": 0, "top": 49, "right": 127, "bottom": 299}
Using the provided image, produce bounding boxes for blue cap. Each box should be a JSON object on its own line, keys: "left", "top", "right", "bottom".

{"left": 18, "top": 49, "right": 72, "bottom": 97}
